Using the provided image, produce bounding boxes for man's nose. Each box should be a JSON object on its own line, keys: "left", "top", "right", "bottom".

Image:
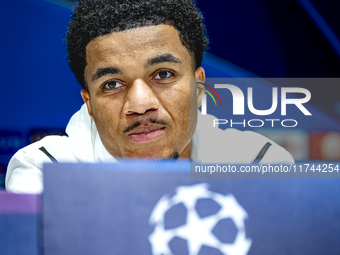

{"left": 124, "top": 79, "right": 159, "bottom": 115}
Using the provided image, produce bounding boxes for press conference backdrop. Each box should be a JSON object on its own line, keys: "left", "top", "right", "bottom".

{"left": 1, "top": 0, "right": 340, "bottom": 188}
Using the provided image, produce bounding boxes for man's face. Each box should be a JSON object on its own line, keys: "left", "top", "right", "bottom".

{"left": 82, "top": 24, "right": 204, "bottom": 159}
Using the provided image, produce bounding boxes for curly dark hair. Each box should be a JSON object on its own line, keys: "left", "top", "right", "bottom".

{"left": 65, "top": 0, "right": 209, "bottom": 88}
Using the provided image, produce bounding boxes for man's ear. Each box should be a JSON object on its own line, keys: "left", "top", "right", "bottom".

{"left": 81, "top": 89, "right": 94, "bottom": 120}
{"left": 195, "top": 67, "right": 205, "bottom": 108}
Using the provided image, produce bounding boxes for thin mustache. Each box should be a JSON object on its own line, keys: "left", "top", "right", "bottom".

{"left": 123, "top": 118, "right": 170, "bottom": 134}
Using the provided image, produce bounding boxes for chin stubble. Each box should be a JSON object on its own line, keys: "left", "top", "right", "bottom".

{"left": 152, "top": 151, "right": 179, "bottom": 161}
{"left": 168, "top": 151, "right": 180, "bottom": 160}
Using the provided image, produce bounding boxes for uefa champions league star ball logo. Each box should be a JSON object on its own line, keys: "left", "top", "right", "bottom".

{"left": 148, "top": 183, "right": 252, "bottom": 255}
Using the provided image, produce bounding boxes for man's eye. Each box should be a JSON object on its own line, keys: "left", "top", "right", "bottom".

{"left": 153, "top": 70, "right": 174, "bottom": 80}
{"left": 102, "top": 80, "right": 125, "bottom": 90}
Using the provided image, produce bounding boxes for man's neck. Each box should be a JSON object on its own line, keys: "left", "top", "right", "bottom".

{"left": 179, "top": 142, "right": 191, "bottom": 159}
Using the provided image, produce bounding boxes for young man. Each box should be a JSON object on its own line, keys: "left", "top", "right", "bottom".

{"left": 6, "top": 0, "right": 293, "bottom": 193}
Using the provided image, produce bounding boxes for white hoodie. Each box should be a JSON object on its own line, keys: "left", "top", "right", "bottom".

{"left": 5, "top": 104, "right": 294, "bottom": 193}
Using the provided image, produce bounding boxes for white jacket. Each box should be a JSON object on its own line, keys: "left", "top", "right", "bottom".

{"left": 6, "top": 104, "right": 294, "bottom": 193}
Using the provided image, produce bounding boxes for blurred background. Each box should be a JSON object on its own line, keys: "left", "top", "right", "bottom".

{"left": 1, "top": 0, "right": 340, "bottom": 188}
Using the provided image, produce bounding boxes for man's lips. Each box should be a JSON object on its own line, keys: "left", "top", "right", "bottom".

{"left": 127, "top": 125, "right": 166, "bottom": 142}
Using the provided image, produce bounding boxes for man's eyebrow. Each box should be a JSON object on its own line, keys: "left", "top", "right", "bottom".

{"left": 91, "top": 67, "right": 122, "bottom": 82}
{"left": 145, "top": 53, "right": 183, "bottom": 68}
